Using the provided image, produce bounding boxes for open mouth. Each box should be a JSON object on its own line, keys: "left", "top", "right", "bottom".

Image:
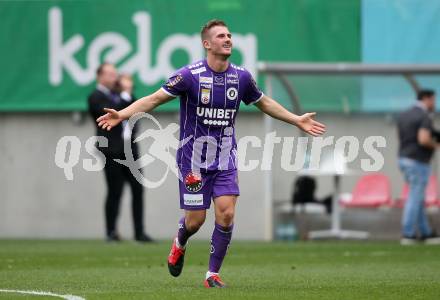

{"left": 223, "top": 44, "right": 231, "bottom": 49}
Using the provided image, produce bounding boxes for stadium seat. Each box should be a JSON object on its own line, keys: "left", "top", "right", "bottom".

{"left": 340, "top": 173, "right": 392, "bottom": 208}
{"left": 395, "top": 175, "right": 440, "bottom": 208}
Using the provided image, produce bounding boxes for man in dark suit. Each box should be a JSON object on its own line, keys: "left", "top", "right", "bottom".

{"left": 88, "top": 63, "right": 152, "bottom": 242}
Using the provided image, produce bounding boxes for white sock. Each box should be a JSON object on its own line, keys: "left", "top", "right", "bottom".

{"left": 206, "top": 271, "right": 219, "bottom": 279}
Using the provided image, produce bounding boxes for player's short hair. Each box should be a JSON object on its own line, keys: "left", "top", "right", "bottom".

{"left": 417, "top": 89, "right": 436, "bottom": 101}
{"left": 200, "top": 19, "right": 228, "bottom": 40}
{"left": 96, "top": 62, "right": 112, "bottom": 77}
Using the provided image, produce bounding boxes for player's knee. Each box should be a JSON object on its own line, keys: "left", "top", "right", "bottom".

{"left": 218, "top": 209, "right": 235, "bottom": 225}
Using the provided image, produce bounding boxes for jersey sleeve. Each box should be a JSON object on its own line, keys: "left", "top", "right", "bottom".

{"left": 242, "top": 70, "right": 264, "bottom": 105}
{"left": 161, "top": 67, "right": 191, "bottom": 97}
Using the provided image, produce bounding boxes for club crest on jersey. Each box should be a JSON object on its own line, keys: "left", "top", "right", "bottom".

{"left": 227, "top": 87, "right": 238, "bottom": 100}
{"left": 201, "top": 88, "right": 211, "bottom": 104}
{"left": 184, "top": 172, "right": 203, "bottom": 192}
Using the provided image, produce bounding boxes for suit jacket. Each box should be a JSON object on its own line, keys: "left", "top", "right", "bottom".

{"left": 88, "top": 87, "right": 139, "bottom": 158}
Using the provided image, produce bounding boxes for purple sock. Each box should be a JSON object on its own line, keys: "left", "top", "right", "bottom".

{"left": 177, "top": 217, "right": 196, "bottom": 247}
{"left": 209, "top": 223, "right": 234, "bottom": 273}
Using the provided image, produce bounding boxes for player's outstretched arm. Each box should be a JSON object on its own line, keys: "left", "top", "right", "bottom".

{"left": 96, "top": 89, "right": 175, "bottom": 131}
{"left": 255, "top": 95, "right": 326, "bottom": 137}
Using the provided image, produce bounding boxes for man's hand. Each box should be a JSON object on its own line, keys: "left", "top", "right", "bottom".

{"left": 296, "top": 112, "right": 326, "bottom": 137}
{"left": 255, "top": 96, "right": 326, "bottom": 136}
{"left": 96, "top": 108, "right": 123, "bottom": 131}
{"left": 95, "top": 89, "right": 175, "bottom": 131}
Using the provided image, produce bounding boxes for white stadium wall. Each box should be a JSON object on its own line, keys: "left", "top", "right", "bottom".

{"left": 1, "top": 112, "right": 439, "bottom": 240}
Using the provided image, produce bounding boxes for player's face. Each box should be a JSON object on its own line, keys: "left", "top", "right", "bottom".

{"left": 205, "top": 26, "right": 232, "bottom": 57}
{"left": 99, "top": 64, "right": 118, "bottom": 89}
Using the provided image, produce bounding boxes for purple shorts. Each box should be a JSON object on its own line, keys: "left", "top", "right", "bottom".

{"left": 178, "top": 168, "right": 240, "bottom": 210}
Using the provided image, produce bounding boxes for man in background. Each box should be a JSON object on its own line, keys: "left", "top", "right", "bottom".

{"left": 397, "top": 89, "right": 440, "bottom": 245}
{"left": 88, "top": 63, "right": 153, "bottom": 243}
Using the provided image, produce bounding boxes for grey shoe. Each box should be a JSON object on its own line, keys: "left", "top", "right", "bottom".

{"left": 422, "top": 232, "right": 440, "bottom": 245}
{"left": 400, "top": 236, "right": 418, "bottom": 245}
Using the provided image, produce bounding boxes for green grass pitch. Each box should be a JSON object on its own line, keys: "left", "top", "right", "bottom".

{"left": 0, "top": 240, "right": 439, "bottom": 299}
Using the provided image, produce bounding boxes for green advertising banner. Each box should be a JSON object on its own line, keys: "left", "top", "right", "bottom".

{"left": 0, "top": 0, "right": 360, "bottom": 112}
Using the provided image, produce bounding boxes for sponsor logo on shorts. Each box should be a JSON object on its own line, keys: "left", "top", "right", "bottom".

{"left": 227, "top": 87, "right": 238, "bottom": 100}
{"left": 183, "top": 193, "right": 203, "bottom": 206}
{"left": 184, "top": 172, "right": 203, "bottom": 192}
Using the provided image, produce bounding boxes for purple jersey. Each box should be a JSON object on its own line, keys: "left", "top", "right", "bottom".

{"left": 161, "top": 59, "right": 263, "bottom": 172}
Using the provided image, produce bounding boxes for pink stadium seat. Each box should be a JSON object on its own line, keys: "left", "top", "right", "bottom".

{"left": 341, "top": 173, "right": 392, "bottom": 208}
{"left": 396, "top": 175, "right": 440, "bottom": 208}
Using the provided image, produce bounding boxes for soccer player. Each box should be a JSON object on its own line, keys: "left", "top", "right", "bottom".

{"left": 97, "top": 19, "right": 326, "bottom": 288}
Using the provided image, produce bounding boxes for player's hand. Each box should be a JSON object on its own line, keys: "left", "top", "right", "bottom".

{"left": 296, "top": 112, "right": 326, "bottom": 137}
{"left": 96, "top": 108, "right": 122, "bottom": 131}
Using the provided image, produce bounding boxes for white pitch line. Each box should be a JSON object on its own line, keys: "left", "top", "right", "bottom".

{"left": 0, "top": 289, "right": 86, "bottom": 300}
